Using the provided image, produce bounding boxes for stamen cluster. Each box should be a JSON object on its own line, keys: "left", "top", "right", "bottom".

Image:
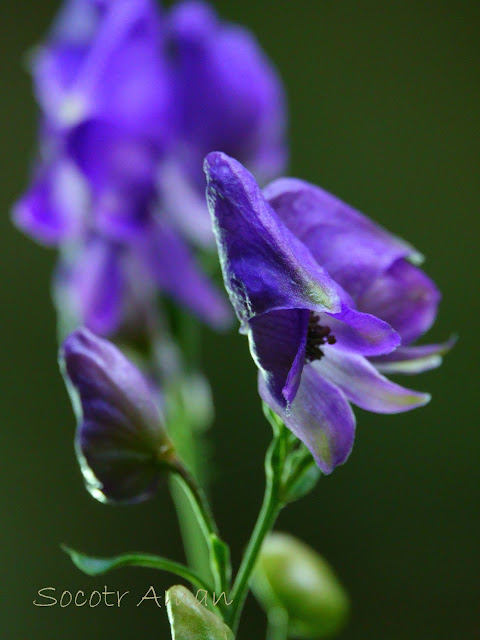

{"left": 306, "top": 313, "right": 337, "bottom": 363}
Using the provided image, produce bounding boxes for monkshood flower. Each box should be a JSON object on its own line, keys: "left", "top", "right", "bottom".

{"left": 13, "top": 0, "right": 286, "bottom": 334}
{"left": 60, "top": 327, "right": 178, "bottom": 503}
{"left": 264, "top": 178, "right": 454, "bottom": 375}
{"left": 159, "top": 0, "right": 287, "bottom": 246}
{"left": 53, "top": 220, "right": 231, "bottom": 336}
{"left": 205, "top": 152, "right": 442, "bottom": 473}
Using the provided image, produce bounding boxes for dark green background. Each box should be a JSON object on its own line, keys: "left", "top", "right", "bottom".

{"left": 1, "top": 1, "right": 478, "bottom": 638}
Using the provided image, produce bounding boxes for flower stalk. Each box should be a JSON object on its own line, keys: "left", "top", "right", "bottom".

{"left": 164, "top": 306, "right": 222, "bottom": 587}
{"left": 170, "top": 463, "right": 230, "bottom": 599}
{"left": 227, "top": 426, "right": 288, "bottom": 632}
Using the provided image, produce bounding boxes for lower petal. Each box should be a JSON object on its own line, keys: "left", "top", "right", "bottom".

{"left": 370, "top": 336, "right": 457, "bottom": 375}
{"left": 318, "top": 348, "right": 430, "bottom": 414}
{"left": 259, "top": 367, "right": 356, "bottom": 474}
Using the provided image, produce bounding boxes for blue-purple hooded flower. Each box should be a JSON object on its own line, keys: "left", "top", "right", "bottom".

{"left": 205, "top": 153, "right": 448, "bottom": 473}
{"left": 13, "top": 0, "right": 287, "bottom": 336}
{"left": 60, "top": 327, "right": 175, "bottom": 503}
{"left": 31, "top": 0, "right": 171, "bottom": 139}
{"left": 54, "top": 218, "right": 232, "bottom": 336}
{"left": 263, "top": 178, "right": 454, "bottom": 374}
{"left": 159, "top": 0, "right": 287, "bottom": 246}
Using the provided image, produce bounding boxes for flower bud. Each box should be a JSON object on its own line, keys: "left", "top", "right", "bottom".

{"left": 166, "top": 585, "right": 234, "bottom": 640}
{"left": 253, "top": 532, "right": 349, "bottom": 638}
{"left": 60, "top": 328, "right": 177, "bottom": 504}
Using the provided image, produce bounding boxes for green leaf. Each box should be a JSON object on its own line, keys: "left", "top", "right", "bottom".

{"left": 209, "top": 534, "right": 231, "bottom": 592}
{"left": 62, "top": 546, "right": 211, "bottom": 592}
{"left": 166, "top": 585, "right": 234, "bottom": 640}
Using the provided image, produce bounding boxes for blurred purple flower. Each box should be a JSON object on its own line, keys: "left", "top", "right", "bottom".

{"left": 159, "top": 0, "right": 287, "bottom": 246}
{"left": 13, "top": 0, "right": 287, "bottom": 335}
{"left": 60, "top": 327, "right": 176, "bottom": 503}
{"left": 205, "top": 153, "right": 446, "bottom": 473}
{"left": 55, "top": 219, "right": 231, "bottom": 336}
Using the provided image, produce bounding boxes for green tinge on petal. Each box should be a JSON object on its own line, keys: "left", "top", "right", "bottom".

{"left": 166, "top": 585, "right": 234, "bottom": 640}
{"left": 305, "top": 278, "right": 339, "bottom": 313}
{"left": 375, "top": 354, "right": 443, "bottom": 374}
{"left": 373, "top": 335, "right": 457, "bottom": 375}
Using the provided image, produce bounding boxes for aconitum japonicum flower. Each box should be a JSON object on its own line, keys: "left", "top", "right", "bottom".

{"left": 60, "top": 327, "right": 177, "bottom": 503}
{"left": 264, "top": 178, "right": 454, "bottom": 375}
{"left": 13, "top": 0, "right": 286, "bottom": 336}
{"left": 205, "top": 153, "right": 449, "bottom": 473}
{"left": 159, "top": 0, "right": 287, "bottom": 246}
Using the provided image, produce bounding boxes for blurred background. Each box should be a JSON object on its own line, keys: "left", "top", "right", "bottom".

{"left": 1, "top": 0, "right": 478, "bottom": 638}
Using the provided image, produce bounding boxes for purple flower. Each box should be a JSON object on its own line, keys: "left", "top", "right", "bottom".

{"left": 205, "top": 153, "right": 441, "bottom": 473}
{"left": 60, "top": 327, "right": 176, "bottom": 503}
{"left": 159, "top": 0, "right": 287, "bottom": 246}
{"left": 31, "top": 0, "right": 171, "bottom": 139}
{"left": 55, "top": 220, "right": 232, "bottom": 336}
{"left": 263, "top": 178, "right": 454, "bottom": 374}
{"left": 13, "top": 0, "right": 286, "bottom": 335}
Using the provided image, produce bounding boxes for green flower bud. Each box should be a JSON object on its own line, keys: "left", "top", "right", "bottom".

{"left": 253, "top": 532, "right": 349, "bottom": 638}
{"left": 166, "top": 585, "right": 233, "bottom": 640}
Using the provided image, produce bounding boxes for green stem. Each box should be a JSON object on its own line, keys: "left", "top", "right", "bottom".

{"left": 227, "top": 437, "right": 285, "bottom": 632}
{"left": 169, "top": 415, "right": 212, "bottom": 583}
{"left": 146, "top": 304, "right": 213, "bottom": 583}
{"left": 164, "top": 307, "right": 213, "bottom": 582}
{"left": 171, "top": 466, "right": 229, "bottom": 598}
{"left": 172, "top": 465, "right": 219, "bottom": 541}
{"left": 170, "top": 479, "right": 212, "bottom": 583}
